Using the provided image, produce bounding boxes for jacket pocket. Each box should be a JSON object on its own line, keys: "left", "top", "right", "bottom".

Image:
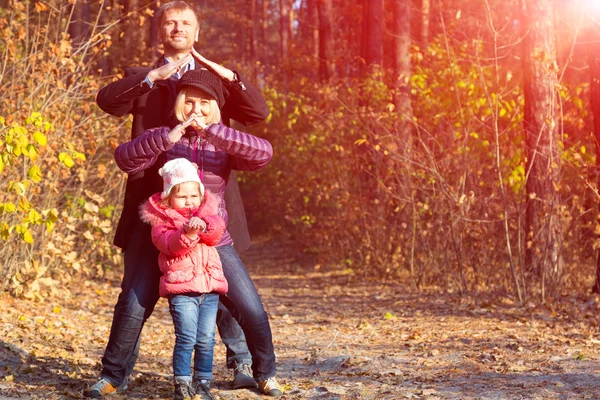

{"left": 163, "top": 258, "right": 195, "bottom": 284}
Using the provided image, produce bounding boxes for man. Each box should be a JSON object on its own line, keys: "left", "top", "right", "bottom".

{"left": 85, "top": 1, "right": 270, "bottom": 397}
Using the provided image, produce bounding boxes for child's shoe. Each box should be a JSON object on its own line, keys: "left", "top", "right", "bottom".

{"left": 192, "top": 380, "right": 214, "bottom": 400}
{"left": 258, "top": 377, "right": 283, "bottom": 397}
{"left": 174, "top": 378, "right": 194, "bottom": 400}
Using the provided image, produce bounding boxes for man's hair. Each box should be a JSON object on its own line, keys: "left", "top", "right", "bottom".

{"left": 174, "top": 87, "right": 221, "bottom": 126}
{"left": 156, "top": 1, "right": 200, "bottom": 27}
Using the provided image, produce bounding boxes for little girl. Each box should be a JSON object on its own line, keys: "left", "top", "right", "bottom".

{"left": 139, "top": 157, "right": 227, "bottom": 400}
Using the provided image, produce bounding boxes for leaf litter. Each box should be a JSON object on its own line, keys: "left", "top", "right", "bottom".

{"left": 2, "top": 237, "right": 600, "bottom": 399}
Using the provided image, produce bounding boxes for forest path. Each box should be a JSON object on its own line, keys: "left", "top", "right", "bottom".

{"left": 2, "top": 236, "right": 600, "bottom": 399}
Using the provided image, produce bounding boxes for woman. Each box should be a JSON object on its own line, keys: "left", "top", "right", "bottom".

{"left": 113, "top": 69, "right": 283, "bottom": 397}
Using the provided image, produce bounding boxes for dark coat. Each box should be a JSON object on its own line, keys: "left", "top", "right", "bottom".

{"left": 96, "top": 57, "right": 270, "bottom": 251}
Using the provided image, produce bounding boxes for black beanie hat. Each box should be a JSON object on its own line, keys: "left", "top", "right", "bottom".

{"left": 177, "top": 69, "right": 225, "bottom": 108}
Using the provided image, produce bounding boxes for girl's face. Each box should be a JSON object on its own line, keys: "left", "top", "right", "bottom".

{"left": 184, "top": 87, "right": 213, "bottom": 128}
{"left": 168, "top": 181, "right": 202, "bottom": 210}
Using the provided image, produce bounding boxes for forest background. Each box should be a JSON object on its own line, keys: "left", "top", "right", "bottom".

{"left": 0, "top": 0, "right": 599, "bottom": 305}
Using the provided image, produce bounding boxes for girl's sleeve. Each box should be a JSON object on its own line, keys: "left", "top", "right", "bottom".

{"left": 204, "top": 123, "right": 273, "bottom": 171}
{"left": 151, "top": 225, "right": 198, "bottom": 257}
{"left": 198, "top": 214, "right": 226, "bottom": 246}
{"left": 114, "top": 126, "right": 173, "bottom": 175}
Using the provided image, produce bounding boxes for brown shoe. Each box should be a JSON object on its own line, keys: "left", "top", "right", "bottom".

{"left": 258, "top": 377, "right": 283, "bottom": 397}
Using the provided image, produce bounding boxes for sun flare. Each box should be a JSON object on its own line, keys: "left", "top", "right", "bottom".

{"left": 585, "top": 0, "right": 600, "bottom": 14}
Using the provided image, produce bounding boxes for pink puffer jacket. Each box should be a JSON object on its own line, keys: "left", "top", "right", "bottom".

{"left": 139, "top": 190, "right": 228, "bottom": 297}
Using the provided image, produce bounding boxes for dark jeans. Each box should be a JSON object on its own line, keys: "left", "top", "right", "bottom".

{"left": 100, "top": 221, "right": 251, "bottom": 386}
{"left": 217, "top": 244, "right": 277, "bottom": 381}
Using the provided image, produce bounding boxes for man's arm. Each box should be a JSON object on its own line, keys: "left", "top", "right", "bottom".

{"left": 96, "top": 55, "right": 193, "bottom": 117}
{"left": 192, "top": 49, "right": 270, "bottom": 126}
{"left": 96, "top": 68, "right": 153, "bottom": 117}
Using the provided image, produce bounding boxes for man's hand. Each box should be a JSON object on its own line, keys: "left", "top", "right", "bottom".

{"left": 147, "top": 54, "right": 193, "bottom": 83}
{"left": 191, "top": 48, "right": 235, "bottom": 82}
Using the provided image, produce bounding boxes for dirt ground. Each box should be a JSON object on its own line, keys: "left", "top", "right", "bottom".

{"left": 2, "top": 236, "right": 600, "bottom": 399}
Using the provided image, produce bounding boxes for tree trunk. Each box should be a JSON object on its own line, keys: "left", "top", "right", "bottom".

{"left": 522, "top": 0, "right": 563, "bottom": 298}
{"left": 391, "top": 0, "right": 412, "bottom": 121}
{"left": 307, "top": 0, "right": 319, "bottom": 61}
{"left": 248, "top": 0, "right": 258, "bottom": 79}
{"left": 67, "top": 2, "right": 81, "bottom": 45}
{"left": 317, "top": 0, "right": 334, "bottom": 81}
{"left": 280, "top": 0, "right": 291, "bottom": 61}
{"left": 261, "top": 0, "right": 269, "bottom": 67}
{"left": 589, "top": 26, "right": 600, "bottom": 293}
{"left": 149, "top": 0, "right": 159, "bottom": 56}
{"left": 419, "top": 0, "right": 431, "bottom": 49}
{"left": 363, "top": 0, "right": 383, "bottom": 70}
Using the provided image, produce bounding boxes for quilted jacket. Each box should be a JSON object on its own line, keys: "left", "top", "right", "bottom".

{"left": 115, "top": 122, "right": 273, "bottom": 247}
{"left": 139, "top": 190, "right": 228, "bottom": 297}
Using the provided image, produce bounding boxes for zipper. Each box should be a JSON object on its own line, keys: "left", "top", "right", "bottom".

{"left": 191, "top": 127, "right": 205, "bottom": 182}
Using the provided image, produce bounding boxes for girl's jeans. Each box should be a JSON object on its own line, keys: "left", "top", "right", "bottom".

{"left": 169, "top": 293, "right": 219, "bottom": 380}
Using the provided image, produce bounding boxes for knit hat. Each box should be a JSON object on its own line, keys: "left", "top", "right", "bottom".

{"left": 177, "top": 69, "right": 225, "bottom": 108}
{"left": 158, "top": 158, "right": 204, "bottom": 199}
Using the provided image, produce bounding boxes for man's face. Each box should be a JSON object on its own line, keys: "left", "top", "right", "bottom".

{"left": 159, "top": 8, "right": 199, "bottom": 54}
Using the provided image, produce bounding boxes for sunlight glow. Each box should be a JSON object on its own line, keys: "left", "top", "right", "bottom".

{"left": 585, "top": 0, "right": 600, "bottom": 14}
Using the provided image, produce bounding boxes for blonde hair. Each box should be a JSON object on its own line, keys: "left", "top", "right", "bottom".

{"left": 160, "top": 181, "right": 204, "bottom": 208}
{"left": 174, "top": 87, "right": 221, "bottom": 125}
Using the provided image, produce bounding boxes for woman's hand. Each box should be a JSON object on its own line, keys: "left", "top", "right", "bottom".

{"left": 168, "top": 114, "right": 196, "bottom": 143}
{"left": 191, "top": 114, "right": 208, "bottom": 131}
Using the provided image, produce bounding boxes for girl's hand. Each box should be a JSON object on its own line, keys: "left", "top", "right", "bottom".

{"left": 168, "top": 114, "right": 196, "bottom": 143}
{"left": 184, "top": 217, "right": 207, "bottom": 236}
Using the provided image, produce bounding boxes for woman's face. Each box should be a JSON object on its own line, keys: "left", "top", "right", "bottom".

{"left": 184, "top": 87, "right": 213, "bottom": 128}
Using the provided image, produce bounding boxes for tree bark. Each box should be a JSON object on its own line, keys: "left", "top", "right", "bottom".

{"left": 589, "top": 26, "right": 600, "bottom": 293}
{"left": 248, "top": 0, "right": 258, "bottom": 79}
{"left": 280, "top": 0, "right": 291, "bottom": 61}
{"left": 363, "top": 0, "right": 383, "bottom": 70}
{"left": 306, "top": 0, "right": 319, "bottom": 61}
{"left": 391, "top": 0, "right": 412, "bottom": 121}
{"left": 261, "top": 0, "right": 269, "bottom": 67}
{"left": 317, "top": 0, "right": 334, "bottom": 81}
{"left": 522, "top": 0, "right": 563, "bottom": 297}
{"left": 419, "top": 0, "right": 431, "bottom": 49}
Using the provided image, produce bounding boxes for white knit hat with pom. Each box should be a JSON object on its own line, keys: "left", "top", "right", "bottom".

{"left": 158, "top": 158, "right": 204, "bottom": 199}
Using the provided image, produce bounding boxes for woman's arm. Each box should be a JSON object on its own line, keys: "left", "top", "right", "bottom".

{"left": 114, "top": 126, "right": 173, "bottom": 175}
{"left": 204, "top": 123, "right": 273, "bottom": 171}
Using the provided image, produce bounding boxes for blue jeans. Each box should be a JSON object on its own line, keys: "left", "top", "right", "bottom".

{"left": 217, "top": 245, "right": 276, "bottom": 381}
{"left": 99, "top": 220, "right": 251, "bottom": 386}
{"left": 169, "top": 293, "right": 219, "bottom": 380}
{"left": 217, "top": 302, "right": 251, "bottom": 368}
